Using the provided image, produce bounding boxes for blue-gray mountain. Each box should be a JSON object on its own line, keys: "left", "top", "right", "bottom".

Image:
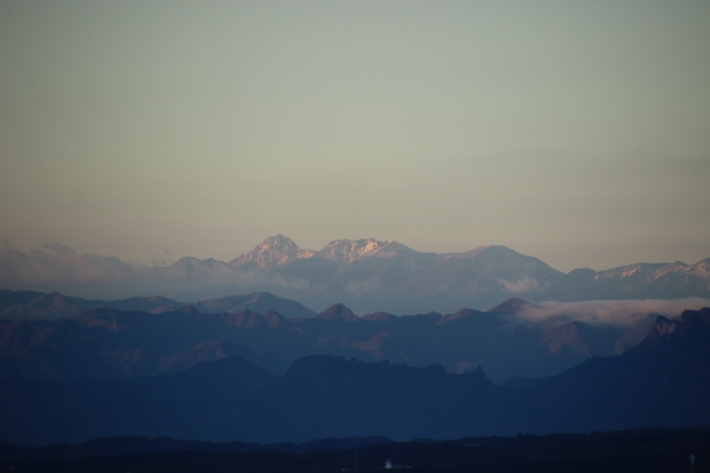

{"left": 0, "top": 289, "right": 316, "bottom": 320}
{"left": 1, "top": 307, "right": 708, "bottom": 445}
{"left": 1, "top": 235, "right": 709, "bottom": 314}
{"left": 0, "top": 291, "right": 670, "bottom": 382}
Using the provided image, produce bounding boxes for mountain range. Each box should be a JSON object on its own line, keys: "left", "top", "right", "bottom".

{"left": 0, "top": 289, "right": 316, "bottom": 320}
{"left": 2, "top": 235, "right": 709, "bottom": 314}
{"left": 3, "top": 236, "right": 709, "bottom": 450}
{"left": 0, "top": 289, "right": 671, "bottom": 383}
{"left": 2, "top": 307, "right": 708, "bottom": 445}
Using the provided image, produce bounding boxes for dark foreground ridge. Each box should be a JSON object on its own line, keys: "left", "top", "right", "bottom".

{"left": 1, "top": 428, "right": 709, "bottom": 473}
{"left": 1, "top": 308, "right": 709, "bottom": 445}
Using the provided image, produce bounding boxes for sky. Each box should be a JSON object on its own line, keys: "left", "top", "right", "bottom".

{"left": 1, "top": 0, "right": 709, "bottom": 273}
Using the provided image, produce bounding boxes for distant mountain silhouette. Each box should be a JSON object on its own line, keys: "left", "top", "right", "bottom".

{"left": 0, "top": 289, "right": 315, "bottom": 320}
{"left": 487, "top": 297, "right": 539, "bottom": 314}
{"left": 316, "top": 303, "right": 360, "bottom": 322}
{"left": 182, "top": 292, "right": 316, "bottom": 318}
{"left": 565, "top": 260, "right": 710, "bottom": 300}
{"left": 0, "top": 306, "right": 289, "bottom": 379}
{"left": 0, "top": 289, "right": 181, "bottom": 320}
{"left": 1, "top": 296, "right": 661, "bottom": 382}
{"left": 2, "top": 236, "right": 709, "bottom": 313}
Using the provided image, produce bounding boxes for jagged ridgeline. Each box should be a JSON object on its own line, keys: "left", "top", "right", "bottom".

{"left": 1, "top": 235, "right": 709, "bottom": 313}
{"left": 0, "top": 289, "right": 667, "bottom": 382}
{"left": 1, "top": 308, "right": 709, "bottom": 445}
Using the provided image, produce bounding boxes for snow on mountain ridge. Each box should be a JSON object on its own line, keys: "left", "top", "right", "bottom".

{"left": 593, "top": 263, "right": 666, "bottom": 281}
{"left": 221, "top": 237, "right": 710, "bottom": 305}
{"left": 317, "top": 238, "right": 413, "bottom": 264}
{"left": 231, "top": 236, "right": 427, "bottom": 270}
{"left": 229, "top": 237, "right": 567, "bottom": 295}
{"left": 684, "top": 259, "right": 710, "bottom": 278}
{"left": 652, "top": 262, "right": 690, "bottom": 280}
{"left": 590, "top": 261, "right": 710, "bottom": 283}
{"left": 229, "top": 235, "right": 314, "bottom": 270}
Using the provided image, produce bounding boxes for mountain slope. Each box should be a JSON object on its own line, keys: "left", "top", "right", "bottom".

{"left": 190, "top": 292, "right": 316, "bottom": 319}
{"left": 2, "top": 236, "right": 709, "bottom": 313}
{"left": 190, "top": 306, "right": 710, "bottom": 442}
{"left": 0, "top": 289, "right": 316, "bottom": 320}
{"left": 0, "top": 354, "right": 277, "bottom": 445}
{"left": 209, "top": 355, "right": 498, "bottom": 443}
{"left": 0, "top": 290, "right": 182, "bottom": 320}
{"left": 565, "top": 259, "right": 710, "bottom": 300}
{"left": 520, "top": 307, "right": 710, "bottom": 434}
{"left": 3, "top": 306, "right": 708, "bottom": 445}
{"left": 0, "top": 298, "right": 669, "bottom": 382}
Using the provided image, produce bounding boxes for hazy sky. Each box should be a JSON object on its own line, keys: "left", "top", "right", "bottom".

{"left": 1, "top": 0, "right": 709, "bottom": 272}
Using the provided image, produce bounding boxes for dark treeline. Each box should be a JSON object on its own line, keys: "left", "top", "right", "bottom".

{"left": 1, "top": 427, "right": 708, "bottom": 473}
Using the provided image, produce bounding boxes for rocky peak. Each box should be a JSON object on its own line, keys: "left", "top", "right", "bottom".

{"left": 317, "top": 238, "right": 394, "bottom": 264}
{"left": 651, "top": 316, "right": 677, "bottom": 336}
{"left": 316, "top": 303, "right": 359, "bottom": 322}
{"left": 679, "top": 307, "right": 710, "bottom": 327}
{"left": 684, "top": 258, "right": 710, "bottom": 278}
{"left": 230, "top": 235, "right": 301, "bottom": 270}
{"left": 175, "top": 305, "right": 201, "bottom": 316}
{"left": 261, "top": 234, "right": 299, "bottom": 252}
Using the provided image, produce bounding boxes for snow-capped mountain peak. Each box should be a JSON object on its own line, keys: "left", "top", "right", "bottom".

{"left": 229, "top": 236, "right": 419, "bottom": 270}
{"left": 229, "top": 235, "right": 304, "bottom": 270}
{"left": 317, "top": 238, "right": 399, "bottom": 264}
{"left": 258, "top": 234, "right": 299, "bottom": 253}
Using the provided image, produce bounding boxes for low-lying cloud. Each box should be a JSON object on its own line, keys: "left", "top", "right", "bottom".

{"left": 513, "top": 298, "right": 710, "bottom": 327}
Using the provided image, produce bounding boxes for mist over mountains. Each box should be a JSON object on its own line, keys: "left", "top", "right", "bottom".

{"left": 2, "top": 289, "right": 708, "bottom": 384}
{"left": 2, "top": 236, "right": 709, "bottom": 314}
{"left": 1, "top": 268, "right": 709, "bottom": 447}
{"left": 2, "top": 235, "right": 709, "bottom": 447}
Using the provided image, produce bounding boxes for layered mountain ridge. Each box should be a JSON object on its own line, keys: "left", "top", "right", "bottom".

{"left": 0, "top": 289, "right": 317, "bottom": 320}
{"left": 0, "top": 289, "right": 684, "bottom": 382}
{"left": 2, "top": 307, "right": 708, "bottom": 445}
{"left": 1, "top": 235, "right": 709, "bottom": 314}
